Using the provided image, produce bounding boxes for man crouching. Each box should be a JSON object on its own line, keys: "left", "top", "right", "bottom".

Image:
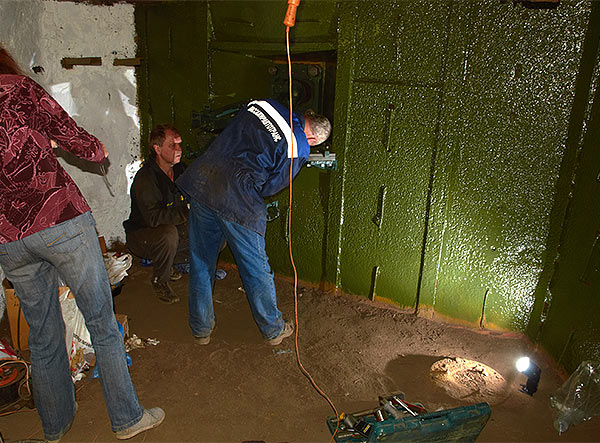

{"left": 124, "top": 124, "right": 188, "bottom": 304}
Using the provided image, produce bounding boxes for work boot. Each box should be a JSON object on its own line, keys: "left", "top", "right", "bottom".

{"left": 266, "top": 321, "right": 294, "bottom": 345}
{"left": 115, "top": 407, "right": 165, "bottom": 440}
{"left": 152, "top": 278, "right": 179, "bottom": 304}
{"left": 169, "top": 267, "right": 182, "bottom": 281}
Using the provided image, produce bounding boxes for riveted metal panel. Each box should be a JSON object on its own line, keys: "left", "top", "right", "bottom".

{"left": 421, "top": 0, "right": 590, "bottom": 329}
{"left": 338, "top": 82, "right": 438, "bottom": 306}
{"left": 354, "top": 0, "right": 449, "bottom": 85}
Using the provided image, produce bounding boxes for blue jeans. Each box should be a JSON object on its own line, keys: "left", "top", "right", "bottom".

{"left": 0, "top": 212, "right": 143, "bottom": 440}
{"left": 188, "top": 200, "right": 284, "bottom": 339}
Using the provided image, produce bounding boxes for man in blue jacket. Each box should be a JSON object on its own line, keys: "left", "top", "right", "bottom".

{"left": 177, "top": 100, "right": 331, "bottom": 345}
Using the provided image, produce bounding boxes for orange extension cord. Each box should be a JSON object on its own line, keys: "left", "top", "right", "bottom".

{"left": 285, "top": 25, "right": 339, "bottom": 441}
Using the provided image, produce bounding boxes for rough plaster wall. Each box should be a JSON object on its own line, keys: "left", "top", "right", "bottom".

{"left": 0, "top": 0, "right": 138, "bottom": 244}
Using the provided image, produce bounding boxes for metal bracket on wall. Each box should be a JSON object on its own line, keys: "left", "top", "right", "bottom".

{"left": 369, "top": 265, "right": 380, "bottom": 301}
{"left": 269, "top": 62, "right": 324, "bottom": 114}
{"left": 479, "top": 289, "right": 489, "bottom": 328}
{"left": 61, "top": 57, "right": 102, "bottom": 69}
{"left": 372, "top": 185, "right": 387, "bottom": 228}
{"left": 382, "top": 104, "right": 395, "bottom": 153}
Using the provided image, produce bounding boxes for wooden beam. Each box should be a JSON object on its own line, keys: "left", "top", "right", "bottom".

{"left": 61, "top": 57, "right": 102, "bottom": 69}
{"left": 113, "top": 57, "right": 142, "bottom": 67}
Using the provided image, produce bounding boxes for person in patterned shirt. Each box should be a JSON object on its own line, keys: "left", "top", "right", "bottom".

{"left": 0, "top": 44, "right": 164, "bottom": 441}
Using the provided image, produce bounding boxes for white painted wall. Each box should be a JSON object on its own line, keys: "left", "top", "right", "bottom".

{"left": 0, "top": 0, "right": 139, "bottom": 245}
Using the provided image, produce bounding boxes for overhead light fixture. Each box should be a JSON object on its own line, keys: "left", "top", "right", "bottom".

{"left": 516, "top": 356, "right": 541, "bottom": 396}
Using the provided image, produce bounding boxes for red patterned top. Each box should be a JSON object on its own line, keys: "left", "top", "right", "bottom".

{"left": 0, "top": 75, "right": 105, "bottom": 243}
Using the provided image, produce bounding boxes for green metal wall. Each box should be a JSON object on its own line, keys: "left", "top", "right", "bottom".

{"left": 534, "top": 2, "right": 600, "bottom": 373}
{"left": 135, "top": 0, "right": 600, "bottom": 372}
{"left": 424, "top": 1, "right": 590, "bottom": 330}
{"left": 334, "top": 0, "right": 592, "bottom": 332}
{"left": 336, "top": 1, "right": 448, "bottom": 312}
{"left": 135, "top": 1, "right": 209, "bottom": 158}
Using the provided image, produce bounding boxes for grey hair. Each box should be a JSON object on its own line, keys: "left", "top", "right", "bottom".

{"left": 304, "top": 110, "right": 331, "bottom": 145}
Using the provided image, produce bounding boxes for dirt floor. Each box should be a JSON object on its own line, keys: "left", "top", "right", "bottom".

{"left": 2, "top": 259, "right": 600, "bottom": 442}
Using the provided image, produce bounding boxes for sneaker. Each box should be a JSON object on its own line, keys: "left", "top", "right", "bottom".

{"left": 266, "top": 321, "right": 294, "bottom": 345}
{"left": 169, "top": 268, "right": 183, "bottom": 281}
{"left": 193, "top": 335, "right": 210, "bottom": 345}
{"left": 152, "top": 278, "right": 179, "bottom": 304}
{"left": 115, "top": 407, "right": 165, "bottom": 440}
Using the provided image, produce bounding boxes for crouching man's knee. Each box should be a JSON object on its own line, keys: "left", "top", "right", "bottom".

{"left": 155, "top": 224, "right": 179, "bottom": 254}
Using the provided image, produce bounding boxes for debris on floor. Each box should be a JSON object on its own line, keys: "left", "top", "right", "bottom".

{"left": 273, "top": 349, "right": 292, "bottom": 355}
{"left": 125, "top": 334, "right": 160, "bottom": 351}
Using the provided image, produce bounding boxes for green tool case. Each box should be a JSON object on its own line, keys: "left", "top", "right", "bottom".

{"left": 327, "top": 402, "right": 491, "bottom": 442}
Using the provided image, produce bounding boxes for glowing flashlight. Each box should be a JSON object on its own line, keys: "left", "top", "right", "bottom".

{"left": 516, "top": 356, "right": 541, "bottom": 396}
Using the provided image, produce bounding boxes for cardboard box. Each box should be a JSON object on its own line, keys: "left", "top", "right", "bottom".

{"left": 4, "top": 284, "right": 128, "bottom": 352}
{"left": 4, "top": 286, "right": 71, "bottom": 351}
{"left": 98, "top": 236, "right": 107, "bottom": 255}
{"left": 5, "top": 286, "right": 28, "bottom": 351}
{"left": 115, "top": 313, "right": 129, "bottom": 339}
{"left": 3, "top": 237, "right": 116, "bottom": 351}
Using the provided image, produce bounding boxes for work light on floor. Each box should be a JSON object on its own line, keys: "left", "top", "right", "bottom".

{"left": 516, "top": 356, "right": 541, "bottom": 396}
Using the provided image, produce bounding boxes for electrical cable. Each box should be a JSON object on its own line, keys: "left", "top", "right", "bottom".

{"left": 285, "top": 16, "right": 339, "bottom": 441}
{"left": 0, "top": 407, "right": 33, "bottom": 417}
{"left": 0, "top": 358, "right": 33, "bottom": 415}
{"left": 0, "top": 359, "right": 32, "bottom": 399}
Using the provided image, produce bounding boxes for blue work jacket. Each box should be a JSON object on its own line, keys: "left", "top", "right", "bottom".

{"left": 176, "top": 99, "right": 310, "bottom": 236}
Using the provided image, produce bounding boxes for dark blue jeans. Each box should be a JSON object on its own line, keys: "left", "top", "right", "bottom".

{"left": 188, "top": 200, "right": 285, "bottom": 339}
{"left": 0, "top": 212, "right": 143, "bottom": 440}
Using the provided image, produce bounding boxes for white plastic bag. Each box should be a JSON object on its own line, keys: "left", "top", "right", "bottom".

{"left": 59, "top": 288, "right": 94, "bottom": 380}
{"left": 550, "top": 361, "right": 600, "bottom": 433}
{"left": 103, "top": 252, "right": 133, "bottom": 287}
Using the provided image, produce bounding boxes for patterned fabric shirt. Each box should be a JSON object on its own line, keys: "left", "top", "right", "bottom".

{"left": 0, "top": 75, "right": 105, "bottom": 244}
